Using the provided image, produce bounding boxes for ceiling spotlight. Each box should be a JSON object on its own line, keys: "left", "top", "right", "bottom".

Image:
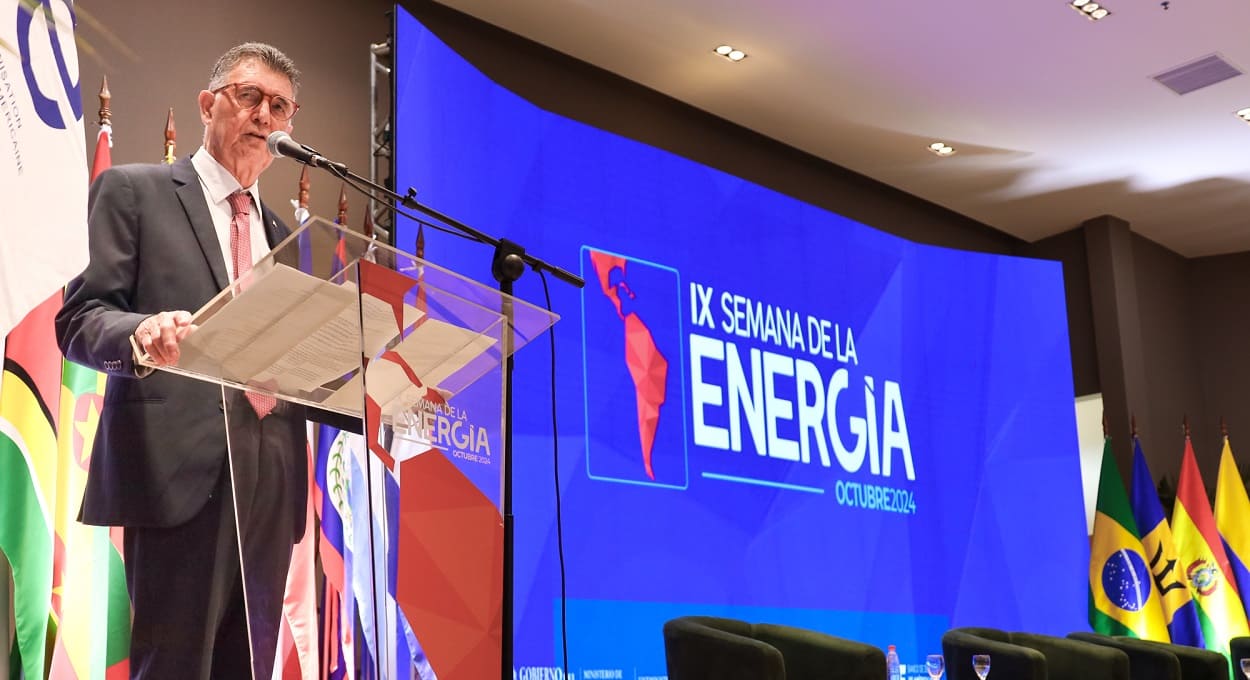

{"left": 928, "top": 142, "right": 956, "bottom": 156}
{"left": 1236, "top": 108, "right": 1250, "bottom": 121}
{"left": 714, "top": 44, "right": 748, "bottom": 62}
{"left": 1070, "top": 0, "right": 1111, "bottom": 20}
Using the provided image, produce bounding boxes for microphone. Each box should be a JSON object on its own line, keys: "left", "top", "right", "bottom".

{"left": 266, "top": 131, "right": 348, "bottom": 174}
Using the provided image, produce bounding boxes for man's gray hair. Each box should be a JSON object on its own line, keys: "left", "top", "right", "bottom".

{"left": 207, "top": 42, "right": 300, "bottom": 94}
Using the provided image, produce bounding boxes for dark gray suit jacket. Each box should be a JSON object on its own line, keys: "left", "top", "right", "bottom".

{"left": 56, "top": 156, "right": 308, "bottom": 531}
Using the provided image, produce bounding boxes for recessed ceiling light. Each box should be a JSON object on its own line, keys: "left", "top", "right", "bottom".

{"left": 1070, "top": 0, "right": 1111, "bottom": 20}
{"left": 928, "top": 142, "right": 956, "bottom": 156}
{"left": 1235, "top": 108, "right": 1250, "bottom": 121}
{"left": 714, "top": 44, "right": 748, "bottom": 62}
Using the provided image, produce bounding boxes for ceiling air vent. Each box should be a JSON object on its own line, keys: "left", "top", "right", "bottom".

{"left": 1153, "top": 54, "right": 1242, "bottom": 95}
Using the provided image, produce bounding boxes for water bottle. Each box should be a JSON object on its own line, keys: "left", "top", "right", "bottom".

{"left": 887, "top": 644, "right": 901, "bottom": 680}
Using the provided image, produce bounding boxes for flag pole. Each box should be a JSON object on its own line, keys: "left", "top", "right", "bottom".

{"left": 98, "top": 76, "right": 111, "bottom": 128}
{"left": 299, "top": 166, "right": 310, "bottom": 212}
{"left": 162, "top": 108, "right": 176, "bottom": 164}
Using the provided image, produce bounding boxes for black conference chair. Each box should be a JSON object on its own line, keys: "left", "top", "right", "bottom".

{"left": 1068, "top": 631, "right": 1181, "bottom": 680}
{"left": 1010, "top": 632, "right": 1129, "bottom": 680}
{"left": 752, "top": 622, "right": 885, "bottom": 680}
{"left": 1124, "top": 639, "right": 1228, "bottom": 680}
{"left": 942, "top": 628, "right": 1045, "bottom": 680}
{"left": 1230, "top": 637, "right": 1250, "bottom": 676}
{"left": 664, "top": 616, "right": 785, "bottom": 680}
{"left": 953, "top": 627, "right": 1012, "bottom": 644}
{"left": 663, "top": 616, "right": 887, "bottom": 680}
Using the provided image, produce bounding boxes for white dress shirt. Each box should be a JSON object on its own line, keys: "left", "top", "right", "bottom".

{"left": 190, "top": 146, "right": 271, "bottom": 280}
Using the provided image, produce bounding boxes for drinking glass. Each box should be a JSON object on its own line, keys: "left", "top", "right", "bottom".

{"left": 926, "top": 654, "right": 945, "bottom": 680}
{"left": 1239, "top": 658, "right": 1250, "bottom": 680}
{"left": 972, "top": 654, "right": 991, "bottom": 680}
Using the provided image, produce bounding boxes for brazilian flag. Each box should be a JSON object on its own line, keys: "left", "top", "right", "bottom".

{"left": 1089, "top": 438, "right": 1170, "bottom": 640}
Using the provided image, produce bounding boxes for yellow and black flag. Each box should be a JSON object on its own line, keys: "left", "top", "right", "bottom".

{"left": 1130, "top": 437, "right": 1204, "bottom": 646}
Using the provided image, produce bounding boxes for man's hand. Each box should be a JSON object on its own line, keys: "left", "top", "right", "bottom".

{"left": 134, "top": 311, "right": 197, "bottom": 366}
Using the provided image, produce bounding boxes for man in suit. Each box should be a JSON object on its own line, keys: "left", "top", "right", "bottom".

{"left": 57, "top": 43, "right": 313, "bottom": 679}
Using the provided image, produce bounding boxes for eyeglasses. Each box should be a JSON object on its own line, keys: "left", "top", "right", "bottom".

{"left": 212, "top": 82, "right": 299, "bottom": 121}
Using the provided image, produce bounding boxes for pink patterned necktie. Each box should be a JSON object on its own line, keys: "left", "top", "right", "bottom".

{"left": 227, "top": 191, "right": 276, "bottom": 419}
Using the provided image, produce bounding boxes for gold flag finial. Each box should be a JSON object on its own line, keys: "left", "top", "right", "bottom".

{"left": 336, "top": 184, "right": 348, "bottom": 225}
{"left": 298, "top": 166, "right": 310, "bottom": 210}
{"left": 97, "top": 76, "right": 111, "bottom": 127}
{"left": 162, "top": 108, "right": 176, "bottom": 164}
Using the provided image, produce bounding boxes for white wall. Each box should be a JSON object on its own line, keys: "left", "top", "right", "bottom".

{"left": 1076, "top": 393, "right": 1106, "bottom": 535}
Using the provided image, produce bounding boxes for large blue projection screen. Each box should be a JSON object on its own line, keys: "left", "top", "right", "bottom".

{"left": 393, "top": 6, "right": 1087, "bottom": 678}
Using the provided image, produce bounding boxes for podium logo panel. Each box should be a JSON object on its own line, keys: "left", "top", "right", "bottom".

{"left": 581, "top": 247, "right": 689, "bottom": 489}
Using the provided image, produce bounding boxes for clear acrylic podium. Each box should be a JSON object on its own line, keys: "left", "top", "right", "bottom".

{"left": 137, "top": 216, "right": 558, "bottom": 678}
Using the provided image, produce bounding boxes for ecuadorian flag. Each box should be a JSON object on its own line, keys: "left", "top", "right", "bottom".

{"left": 1172, "top": 436, "right": 1249, "bottom": 656}
{"left": 1130, "top": 438, "right": 1205, "bottom": 647}
{"left": 1214, "top": 437, "right": 1250, "bottom": 623}
{"left": 1090, "top": 438, "right": 1170, "bottom": 640}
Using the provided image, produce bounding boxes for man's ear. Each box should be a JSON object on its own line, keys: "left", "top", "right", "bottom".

{"left": 197, "top": 90, "right": 215, "bottom": 126}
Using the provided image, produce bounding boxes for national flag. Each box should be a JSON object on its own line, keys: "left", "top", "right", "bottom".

{"left": 320, "top": 583, "right": 349, "bottom": 680}
{"left": 1130, "top": 437, "right": 1205, "bottom": 647}
{"left": 48, "top": 360, "right": 129, "bottom": 680}
{"left": 349, "top": 438, "right": 385, "bottom": 677}
{"left": 47, "top": 83, "right": 132, "bottom": 680}
{"left": 346, "top": 437, "right": 435, "bottom": 680}
{"left": 0, "top": 294, "right": 63, "bottom": 679}
{"left": 271, "top": 434, "right": 319, "bottom": 680}
{"left": 0, "top": 2, "right": 89, "bottom": 335}
{"left": 1214, "top": 437, "right": 1250, "bottom": 623}
{"left": 1172, "top": 436, "right": 1250, "bottom": 656}
{"left": 316, "top": 424, "right": 349, "bottom": 606}
{"left": 270, "top": 172, "right": 319, "bottom": 680}
{"left": 1089, "top": 438, "right": 1170, "bottom": 640}
{"left": 382, "top": 470, "right": 435, "bottom": 680}
{"left": 316, "top": 425, "right": 355, "bottom": 680}
{"left": 290, "top": 166, "right": 313, "bottom": 273}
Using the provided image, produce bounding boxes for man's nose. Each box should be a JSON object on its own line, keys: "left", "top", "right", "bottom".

{"left": 251, "top": 100, "right": 272, "bottom": 124}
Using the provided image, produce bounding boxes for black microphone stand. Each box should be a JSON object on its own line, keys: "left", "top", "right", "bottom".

{"left": 312, "top": 159, "right": 583, "bottom": 680}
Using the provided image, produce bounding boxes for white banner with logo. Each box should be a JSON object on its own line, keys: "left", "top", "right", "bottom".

{"left": 0, "top": 0, "right": 87, "bottom": 335}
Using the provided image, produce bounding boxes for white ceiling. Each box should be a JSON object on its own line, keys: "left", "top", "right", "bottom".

{"left": 436, "top": 0, "right": 1250, "bottom": 257}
